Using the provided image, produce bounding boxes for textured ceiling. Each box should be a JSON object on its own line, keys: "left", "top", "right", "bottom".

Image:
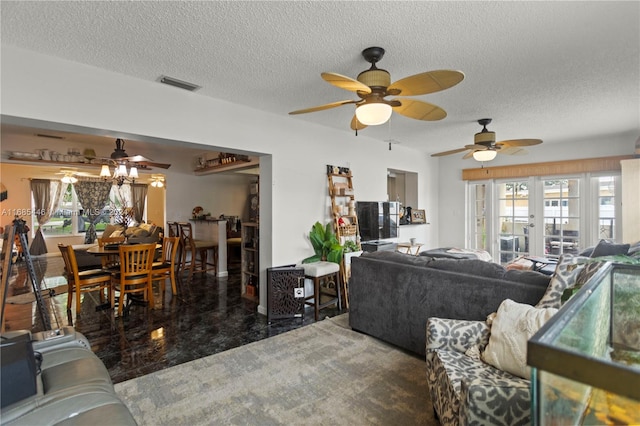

{"left": 1, "top": 1, "right": 639, "bottom": 156}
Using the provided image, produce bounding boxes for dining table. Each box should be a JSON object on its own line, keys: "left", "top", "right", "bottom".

{"left": 87, "top": 243, "right": 162, "bottom": 310}
{"left": 86, "top": 243, "right": 162, "bottom": 256}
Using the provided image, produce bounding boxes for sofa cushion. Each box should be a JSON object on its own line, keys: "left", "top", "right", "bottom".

{"left": 503, "top": 269, "right": 551, "bottom": 288}
{"left": 103, "top": 224, "right": 124, "bottom": 238}
{"left": 420, "top": 247, "right": 480, "bottom": 260}
{"left": 361, "top": 250, "right": 433, "bottom": 268}
{"left": 427, "top": 258, "right": 506, "bottom": 280}
{"left": 481, "top": 299, "right": 557, "bottom": 379}
{"left": 536, "top": 254, "right": 589, "bottom": 309}
{"left": 590, "top": 239, "right": 630, "bottom": 258}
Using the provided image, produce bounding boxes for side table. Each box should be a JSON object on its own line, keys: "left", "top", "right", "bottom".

{"left": 396, "top": 242, "right": 423, "bottom": 256}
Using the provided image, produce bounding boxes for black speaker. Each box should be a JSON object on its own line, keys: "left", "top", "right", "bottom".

{"left": 267, "top": 265, "right": 305, "bottom": 322}
{"left": 1, "top": 334, "right": 38, "bottom": 408}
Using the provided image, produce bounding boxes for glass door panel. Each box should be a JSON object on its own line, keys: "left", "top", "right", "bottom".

{"left": 497, "top": 181, "right": 530, "bottom": 263}
{"left": 543, "top": 178, "right": 580, "bottom": 257}
{"left": 596, "top": 176, "right": 617, "bottom": 240}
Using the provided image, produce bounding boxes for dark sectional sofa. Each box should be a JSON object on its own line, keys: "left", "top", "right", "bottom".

{"left": 348, "top": 251, "right": 551, "bottom": 356}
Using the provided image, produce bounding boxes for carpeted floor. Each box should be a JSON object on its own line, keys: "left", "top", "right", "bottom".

{"left": 115, "top": 314, "right": 437, "bottom": 425}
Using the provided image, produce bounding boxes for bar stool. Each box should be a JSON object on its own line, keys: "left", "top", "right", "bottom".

{"left": 300, "top": 261, "right": 342, "bottom": 320}
{"left": 178, "top": 222, "right": 218, "bottom": 277}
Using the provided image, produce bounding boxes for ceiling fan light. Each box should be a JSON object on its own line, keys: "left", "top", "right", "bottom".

{"left": 473, "top": 149, "right": 497, "bottom": 162}
{"left": 355, "top": 103, "right": 392, "bottom": 126}
{"left": 115, "top": 164, "right": 127, "bottom": 177}
{"left": 129, "top": 166, "right": 139, "bottom": 179}
{"left": 100, "top": 164, "right": 111, "bottom": 178}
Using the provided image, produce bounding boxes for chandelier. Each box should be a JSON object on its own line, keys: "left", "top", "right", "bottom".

{"left": 100, "top": 162, "right": 138, "bottom": 187}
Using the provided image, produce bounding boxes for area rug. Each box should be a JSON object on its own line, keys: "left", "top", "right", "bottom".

{"left": 115, "top": 314, "right": 437, "bottom": 425}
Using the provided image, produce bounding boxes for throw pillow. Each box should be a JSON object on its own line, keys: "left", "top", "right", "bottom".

{"left": 109, "top": 229, "right": 123, "bottom": 237}
{"left": 536, "top": 254, "right": 589, "bottom": 309}
{"left": 481, "top": 299, "right": 558, "bottom": 379}
{"left": 590, "top": 239, "right": 630, "bottom": 258}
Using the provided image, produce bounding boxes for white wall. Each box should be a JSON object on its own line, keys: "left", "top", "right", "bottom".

{"left": 1, "top": 46, "right": 438, "bottom": 312}
{"left": 4, "top": 46, "right": 634, "bottom": 312}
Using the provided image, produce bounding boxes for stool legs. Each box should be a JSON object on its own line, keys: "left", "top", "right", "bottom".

{"left": 306, "top": 271, "right": 342, "bottom": 321}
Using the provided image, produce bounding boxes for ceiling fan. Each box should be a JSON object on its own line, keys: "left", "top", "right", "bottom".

{"left": 431, "top": 118, "right": 543, "bottom": 161}
{"left": 289, "top": 47, "right": 464, "bottom": 131}
{"left": 55, "top": 168, "right": 95, "bottom": 183}
{"left": 105, "top": 139, "right": 171, "bottom": 169}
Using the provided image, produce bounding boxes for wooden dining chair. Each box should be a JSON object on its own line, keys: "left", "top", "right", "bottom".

{"left": 98, "top": 235, "right": 126, "bottom": 270}
{"left": 166, "top": 221, "right": 181, "bottom": 271}
{"left": 178, "top": 222, "right": 218, "bottom": 278}
{"left": 152, "top": 236, "right": 180, "bottom": 295}
{"left": 58, "top": 243, "right": 112, "bottom": 314}
{"left": 110, "top": 243, "right": 156, "bottom": 316}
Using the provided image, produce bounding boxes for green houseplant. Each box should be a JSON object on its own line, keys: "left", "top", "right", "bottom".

{"left": 302, "top": 221, "right": 343, "bottom": 264}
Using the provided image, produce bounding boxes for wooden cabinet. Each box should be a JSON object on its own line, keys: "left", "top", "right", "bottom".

{"left": 241, "top": 222, "right": 259, "bottom": 300}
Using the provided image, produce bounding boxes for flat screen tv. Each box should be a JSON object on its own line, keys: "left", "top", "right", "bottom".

{"left": 356, "top": 201, "right": 399, "bottom": 242}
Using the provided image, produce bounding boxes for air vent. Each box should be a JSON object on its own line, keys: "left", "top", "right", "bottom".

{"left": 158, "top": 75, "right": 201, "bottom": 91}
{"left": 35, "top": 133, "right": 64, "bottom": 139}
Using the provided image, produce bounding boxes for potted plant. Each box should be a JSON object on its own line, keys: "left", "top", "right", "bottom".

{"left": 302, "top": 221, "right": 343, "bottom": 264}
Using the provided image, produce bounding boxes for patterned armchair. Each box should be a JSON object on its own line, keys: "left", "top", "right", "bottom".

{"left": 425, "top": 318, "right": 531, "bottom": 426}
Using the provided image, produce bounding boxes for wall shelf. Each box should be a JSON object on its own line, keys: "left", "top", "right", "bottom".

{"left": 194, "top": 158, "right": 259, "bottom": 175}
{"left": 6, "top": 157, "right": 154, "bottom": 171}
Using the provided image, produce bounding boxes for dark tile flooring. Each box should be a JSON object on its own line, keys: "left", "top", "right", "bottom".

{"left": 3, "top": 254, "right": 343, "bottom": 384}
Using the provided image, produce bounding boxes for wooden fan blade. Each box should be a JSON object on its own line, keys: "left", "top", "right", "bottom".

{"left": 497, "top": 146, "right": 528, "bottom": 156}
{"left": 139, "top": 161, "right": 171, "bottom": 169}
{"left": 392, "top": 99, "right": 447, "bottom": 121}
{"left": 321, "top": 72, "right": 371, "bottom": 94}
{"left": 126, "top": 155, "right": 153, "bottom": 163}
{"left": 462, "top": 150, "right": 476, "bottom": 160}
{"left": 350, "top": 115, "right": 368, "bottom": 131}
{"left": 496, "top": 138, "right": 542, "bottom": 147}
{"left": 465, "top": 144, "right": 487, "bottom": 150}
{"left": 430, "top": 147, "right": 469, "bottom": 157}
{"left": 388, "top": 70, "right": 464, "bottom": 96}
{"left": 289, "top": 100, "right": 356, "bottom": 115}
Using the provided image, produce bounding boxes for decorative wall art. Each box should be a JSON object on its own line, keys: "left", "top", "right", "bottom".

{"left": 411, "top": 209, "right": 426, "bottom": 224}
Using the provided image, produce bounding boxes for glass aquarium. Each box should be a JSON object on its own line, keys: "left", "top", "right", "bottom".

{"left": 528, "top": 262, "right": 640, "bottom": 425}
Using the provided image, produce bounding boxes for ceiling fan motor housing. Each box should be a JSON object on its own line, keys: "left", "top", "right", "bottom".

{"left": 474, "top": 129, "right": 496, "bottom": 145}
{"left": 357, "top": 69, "right": 391, "bottom": 89}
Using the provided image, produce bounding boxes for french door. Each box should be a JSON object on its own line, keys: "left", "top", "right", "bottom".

{"left": 496, "top": 180, "right": 533, "bottom": 263}
{"left": 468, "top": 173, "right": 621, "bottom": 263}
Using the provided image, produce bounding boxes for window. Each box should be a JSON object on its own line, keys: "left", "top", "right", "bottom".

{"left": 32, "top": 183, "right": 134, "bottom": 237}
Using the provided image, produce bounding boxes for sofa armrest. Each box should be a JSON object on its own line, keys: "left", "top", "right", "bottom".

{"left": 426, "top": 317, "right": 490, "bottom": 354}
{"left": 460, "top": 375, "right": 531, "bottom": 426}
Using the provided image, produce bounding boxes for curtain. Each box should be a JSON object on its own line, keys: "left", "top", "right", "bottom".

{"left": 131, "top": 183, "right": 148, "bottom": 224}
{"left": 29, "top": 179, "right": 63, "bottom": 255}
{"left": 75, "top": 179, "right": 113, "bottom": 244}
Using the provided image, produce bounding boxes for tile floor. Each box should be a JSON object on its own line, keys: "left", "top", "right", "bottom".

{"left": 3, "top": 254, "right": 343, "bottom": 383}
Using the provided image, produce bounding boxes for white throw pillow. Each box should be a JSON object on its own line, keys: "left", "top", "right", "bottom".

{"left": 481, "top": 299, "right": 558, "bottom": 379}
